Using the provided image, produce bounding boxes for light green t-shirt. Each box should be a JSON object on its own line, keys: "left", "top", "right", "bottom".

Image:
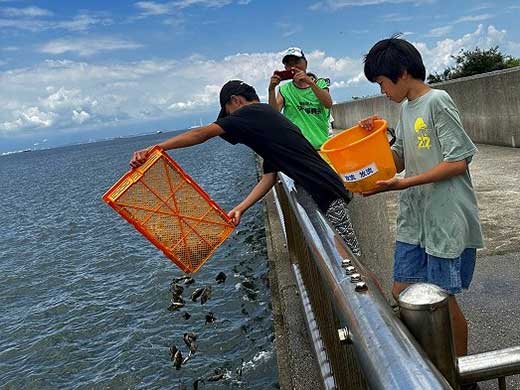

{"left": 280, "top": 78, "right": 330, "bottom": 149}
{"left": 392, "top": 89, "right": 484, "bottom": 258}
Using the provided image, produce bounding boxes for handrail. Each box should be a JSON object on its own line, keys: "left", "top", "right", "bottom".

{"left": 276, "top": 173, "right": 452, "bottom": 389}
{"left": 458, "top": 346, "right": 520, "bottom": 384}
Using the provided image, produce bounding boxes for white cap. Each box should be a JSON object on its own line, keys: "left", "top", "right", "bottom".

{"left": 282, "top": 47, "right": 305, "bottom": 63}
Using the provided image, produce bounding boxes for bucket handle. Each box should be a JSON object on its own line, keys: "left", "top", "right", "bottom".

{"left": 387, "top": 127, "right": 396, "bottom": 146}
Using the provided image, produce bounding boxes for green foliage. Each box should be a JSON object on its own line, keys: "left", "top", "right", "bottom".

{"left": 427, "top": 46, "right": 520, "bottom": 84}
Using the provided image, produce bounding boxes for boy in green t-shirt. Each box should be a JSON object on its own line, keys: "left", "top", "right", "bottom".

{"left": 268, "top": 47, "right": 332, "bottom": 149}
{"left": 360, "top": 37, "right": 484, "bottom": 368}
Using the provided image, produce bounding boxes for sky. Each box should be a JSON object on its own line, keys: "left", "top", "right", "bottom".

{"left": 0, "top": 0, "right": 519, "bottom": 153}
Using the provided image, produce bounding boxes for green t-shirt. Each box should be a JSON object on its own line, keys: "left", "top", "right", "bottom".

{"left": 392, "top": 89, "right": 484, "bottom": 258}
{"left": 280, "top": 78, "right": 330, "bottom": 149}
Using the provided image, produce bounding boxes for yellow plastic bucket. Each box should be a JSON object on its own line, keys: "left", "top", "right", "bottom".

{"left": 320, "top": 119, "right": 396, "bottom": 193}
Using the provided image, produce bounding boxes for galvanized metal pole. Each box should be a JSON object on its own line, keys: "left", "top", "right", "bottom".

{"left": 458, "top": 346, "right": 520, "bottom": 384}
{"left": 398, "top": 283, "right": 459, "bottom": 389}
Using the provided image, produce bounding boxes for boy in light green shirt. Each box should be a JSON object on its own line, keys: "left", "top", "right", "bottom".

{"left": 360, "top": 37, "right": 483, "bottom": 376}
{"left": 268, "top": 47, "right": 332, "bottom": 149}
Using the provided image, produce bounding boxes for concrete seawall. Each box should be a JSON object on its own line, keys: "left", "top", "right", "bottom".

{"left": 332, "top": 66, "right": 520, "bottom": 148}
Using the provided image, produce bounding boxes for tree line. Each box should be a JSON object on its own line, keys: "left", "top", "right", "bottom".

{"left": 427, "top": 46, "right": 520, "bottom": 84}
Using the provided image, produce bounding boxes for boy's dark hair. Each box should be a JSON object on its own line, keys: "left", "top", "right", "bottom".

{"left": 364, "top": 35, "right": 426, "bottom": 83}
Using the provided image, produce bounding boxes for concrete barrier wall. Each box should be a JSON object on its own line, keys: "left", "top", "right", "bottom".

{"left": 332, "top": 66, "right": 520, "bottom": 148}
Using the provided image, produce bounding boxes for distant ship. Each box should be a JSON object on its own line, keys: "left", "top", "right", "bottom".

{"left": 156, "top": 130, "right": 163, "bottom": 134}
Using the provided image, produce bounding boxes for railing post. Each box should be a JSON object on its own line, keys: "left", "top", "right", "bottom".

{"left": 398, "top": 283, "right": 459, "bottom": 389}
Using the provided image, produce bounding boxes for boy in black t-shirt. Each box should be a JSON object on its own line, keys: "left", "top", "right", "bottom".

{"left": 130, "top": 80, "right": 360, "bottom": 255}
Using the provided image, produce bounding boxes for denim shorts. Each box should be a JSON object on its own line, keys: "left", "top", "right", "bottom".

{"left": 393, "top": 241, "right": 477, "bottom": 294}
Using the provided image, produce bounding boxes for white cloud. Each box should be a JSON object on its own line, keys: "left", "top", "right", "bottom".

{"left": 135, "top": 1, "right": 174, "bottom": 16}
{"left": 40, "top": 37, "right": 142, "bottom": 56}
{"left": 415, "top": 24, "right": 508, "bottom": 74}
{"left": 382, "top": 13, "right": 413, "bottom": 22}
{"left": 310, "top": 0, "right": 434, "bottom": 10}
{"left": 0, "top": 11, "right": 112, "bottom": 32}
{"left": 0, "top": 24, "right": 517, "bottom": 137}
{"left": 0, "top": 18, "right": 48, "bottom": 32}
{"left": 172, "top": 0, "right": 233, "bottom": 9}
{"left": 0, "top": 49, "right": 362, "bottom": 135}
{"left": 471, "top": 3, "right": 495, "bottom": 11}
{"left": 276, "top": 22, "right": 302, "bottom": 38}
{"left": 0, "top": 6, "right": 53, "bottom": 17}
{"left": 426, "top": 25, "right": 452, "bottom": 37}
{"left": 454, "top": 13, "right": 494, "bottom": 23}
{"left": 134, "top": 0, "right": 233, "bottom": 17}
{"left": 2, "top": 106, "right": 56, "bottom": 132}
{"left": 56, "top": 13, "right": 113, "bottom": 31}
{"left": 72, "top": 109, "right": 91, "bottom": 124}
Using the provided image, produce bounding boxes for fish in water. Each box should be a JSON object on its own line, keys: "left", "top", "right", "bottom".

{"left": 171, "top": 294, "right": 185, "bottom": 304}
{"left": 205, "top": 312, "right": 216, "bottom": 324}
{"left": 191, "top": 287, "right": 205, "bottom": 302}
{"left": 173, "top": 276, "right": 195, "bottom": 285}
{"left": 193, "top": 379, "right": 204, "bottom": 390}
{"left": 241, "top": 280, "right": 255, "bottom": 290}
{"left": 183, "top": 332, "right": 198, "bottom": 354}
{"left": 170, "top": 283, "right": 184, "bottom": 296}
{"left": 200, "top": 286, "right": 212, "bottom": 305}
{"left": 215, "top": 272, "right": 227, "bottom": 284}
{"left": 182, "top": 312, "right": 191, "bottom": 320}
{"left": 207, "top": 368, "right": 225, "bottom": 382}
{"left": 168, "top": 300, "right": 185, "bottom": 312}
{"left": 169, "top": 345, "right": 183, "bottom": 370}
{"left": 236, "top": 360, "right": 243, "bottom": 379}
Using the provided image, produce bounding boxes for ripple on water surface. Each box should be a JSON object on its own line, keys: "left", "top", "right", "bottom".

{"left": 0, "top": 134, "right": 278, "bottom": 389}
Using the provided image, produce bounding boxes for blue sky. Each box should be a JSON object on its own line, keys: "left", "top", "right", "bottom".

{"left": 1, "top": 0, "right": 519, "bottom": 153}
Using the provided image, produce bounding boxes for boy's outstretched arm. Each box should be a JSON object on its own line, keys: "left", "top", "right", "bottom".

{"left": 363, "top": 159, "right": 467, "bottom": 196}
{"left": 130, "top": 124, "right": 225, "bottom": 168}
{"left": 228, "top": 173, "right": 277, "bottom": 225}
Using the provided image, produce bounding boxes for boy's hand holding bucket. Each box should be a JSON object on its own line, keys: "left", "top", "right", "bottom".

{"left": 358, "top": 115, "right": 382, "bottom": 131}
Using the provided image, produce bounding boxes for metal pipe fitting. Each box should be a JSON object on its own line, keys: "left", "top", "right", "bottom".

{"left": 398, "top": 283, "right": 459, "bottom": 389}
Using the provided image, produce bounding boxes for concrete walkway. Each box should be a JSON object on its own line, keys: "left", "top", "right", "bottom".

{"left": 460, "top": 145, "right": 520, "bottom": 390}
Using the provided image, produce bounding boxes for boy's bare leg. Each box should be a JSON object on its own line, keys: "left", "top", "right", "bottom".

{"left": 393, "top": 282, "right": 468, "bottom": 357}
{"left": 448, "top": 296, "right": 468, "bottom": 356}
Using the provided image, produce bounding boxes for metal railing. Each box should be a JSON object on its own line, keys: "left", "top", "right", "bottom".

{"left": 273, "top": 173, "right": 520, "bottom": 389}
{"left": 274, "top": 174, "right": 451, "bottom": 389}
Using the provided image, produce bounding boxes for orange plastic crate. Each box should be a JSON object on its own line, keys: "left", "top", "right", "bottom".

{"left": 102, "top": 146, "right": 235, "bottom": 273}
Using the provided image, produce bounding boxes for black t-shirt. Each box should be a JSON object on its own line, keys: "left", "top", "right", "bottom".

{"left": 215, "top": 103, "right": 351, "bottom": 211}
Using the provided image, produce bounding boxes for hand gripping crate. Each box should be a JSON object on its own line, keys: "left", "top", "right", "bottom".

{"left": 102, "top": 146, "right": 235, "bottom": 273}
